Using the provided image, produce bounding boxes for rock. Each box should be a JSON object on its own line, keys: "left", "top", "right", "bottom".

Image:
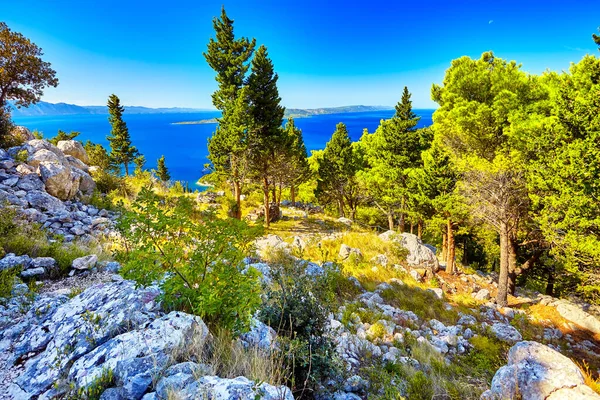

{"left": 69, "top": 312, "right": 207, "bottom": 395}
{"left": 57, "top": 140, "right": 90, "bottom": 164}
{"left": 555, "top": 301, "right": 600, "bottom": 335}
{"left": 254, "top": 234, "right": 290, "bottom": 256}
{"left": 483, "top": 341, "right": 600, "bottom": 400}
{"left": 239, "top": 318, "right": 277, "bottom": 350}
{"left": 473, "top": 289, "right": 491, "bottom": 301}
{"left": 428, "top": 288, "right": 444, "bottom": 300}
{"left": 31, "top": 257, "right": 57, "bottom": 270}
{"left": 20, "top": 267, "right": 46, "bottom": 278}
{"left": 72, "top": 166, "right": 96, "bottom": 196}
{"left": 17, "top": 174, "right": 45, "bottom": 191}
{"left": 99, "top": 388, "right": 128, "bottom": 400}
{"left": 11, "top": 126, "right": 35, "bottom": 142}
{"left": 409, "top": 269, "right": 422, "bottom": 282}
{"left": 337, "top": 217, "right": 353, "bottom": 226}
{"left": 27, "top": 149, "right": 62, "bottom": 168}
{"left": 370, "top": 254, "right": 388, "bottom": 267}
{"left": 175, "top": 375, "right": 293, "bottom": 400}
{"left": 491, "top": 323, "right": 523, "bottom": 343}
{"left": 25, "top": 190, "right": 66, "bottom": 213}
{"left": 0, "top": 253, "right": 32, "bottom": 271}
{"left": 72, "top": 254, "right": 98, "bottom": 270}
{"left": 379, "top": 231, "right": 438, "bottom": 270}
{"left": 38, "top": 161, "right": 78, "bottom": 200}
{"left": 2, "top": 176, "right": 18, "bottom": 186}
{"left": 11, "top": 281, "right": 162, "bottom": 397}
{"left": 291, "top": 235, "right": 306, "bottom": 252}
{"left": 65, "top": 154, "right": 89, "bottom": 172}
{"left": 339, "top": 244, "right": 363, "bottom": 261}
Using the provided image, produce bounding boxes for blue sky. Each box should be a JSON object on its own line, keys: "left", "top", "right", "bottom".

{"left": 3, "top": 0, "right": 598, "bottom": 109}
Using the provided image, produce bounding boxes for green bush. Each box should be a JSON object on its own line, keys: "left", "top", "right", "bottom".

{"left": 48, "top": 130, "right": 80, "bottom": 146}
{"left": 0, "top": 267, "right": 19, "bottom": 300}
{"left": 118, "top": 187, "right": 262, "bottom": 333}
{"left": 258, "top": 251, "right": 342, "bottom": 395}
{"left": 15, "top": 149, "right": 28, "bottom": 164}
{"left": 406, "top": 371, "right": 434, "bottom": 400}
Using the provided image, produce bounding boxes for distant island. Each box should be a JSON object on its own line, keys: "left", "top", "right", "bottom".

{"left": 9, "top": 101, "right": 211, "bottom": 117}
{"left": 172, "top": 105, "right": 393, "bottom": 125}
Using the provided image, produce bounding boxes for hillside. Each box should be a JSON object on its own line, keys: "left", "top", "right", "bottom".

{"left": 172, "top": 105, "right": 395, "bottom": 124}
{"left": 9, "top": 101, "right": 208, "bottom": 117}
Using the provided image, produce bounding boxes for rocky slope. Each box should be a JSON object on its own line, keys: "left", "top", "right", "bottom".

{"left": 1, "top": 128, "right": 599, "bottom": 399}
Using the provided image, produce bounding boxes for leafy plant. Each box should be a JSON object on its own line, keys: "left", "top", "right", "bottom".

{"left": 118, "top": 187, "right": 262, "bottom": 333}
{"left": 0, "top": 267, "right": 19, "bottom": 300}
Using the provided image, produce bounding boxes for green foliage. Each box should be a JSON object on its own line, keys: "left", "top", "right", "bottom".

{"left": 156, "top": 155, "right": 170, "bottom": 182}
{"left": 258, "top": 251, "right": 342, "bottom": 393}
{"left": 70, "top": 368, "right": 114, "bottom": 400}
{"left": 380, "top": 283, "right": 458, "bottom": 325}
{"left": 107, "top": 94, "right": 138, "bottom": 176}
{"left": 406, "top": 371, "right": 434, "bottom": 400}
{"left": 15, "top": 149, "right": 28, "bottom": 163}
{"left": 0, "top": 267, "right": 19, "bottom": 300}
{"left": 48, "top": 130, "right": 79, "bottom": 145}
{"left": 461, "top": 335, "right": 507, "bottom": 381}
{"left": 0, "top": 106, "right": 16, "bottom": 148}
{"left": 84, "top": 141, "right": 113, "bottom": 172}
{"left": 316, "top": 122, "right": 362, "bottom": 218}
{"left": 0, "top": 22, "right": 58, "bottom": 110}
{"left": 118, "top": 187, "right": 261, "bottom": 332}
{"left": 133, "top": 154, "right": 146, "bottom": 175}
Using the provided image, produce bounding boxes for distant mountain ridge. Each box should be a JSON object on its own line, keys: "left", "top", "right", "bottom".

{"left": 10, "top": 101, "right": 396, "bottom": 118}
{"left": 9, "top": 101, "right": 210, "bottom": 117}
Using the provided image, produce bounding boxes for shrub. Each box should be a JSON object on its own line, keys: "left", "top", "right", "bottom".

{"left": 48, "top": 130, "right": 80, "bottom": 145}
{"left": 15, "top": 149, "right": 28, "bottom": 164}
{"left": 118, "top": 187, "right": 262, "bottom": 333}
{"left": 0, "top": 267, "right": 19, "bottom": 300}
{"left": 461, "top": 335, "right": 507, "bottom": 380}
{"left": 406, "top": 371, "right": 434, "bottom": 400}
{"left": 258, "top": 250, "right": 342, "bottom": 396}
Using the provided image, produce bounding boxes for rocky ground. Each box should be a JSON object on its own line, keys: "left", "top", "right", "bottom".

{"left": 1, "top": 132, "right": 600, "bottom": 399}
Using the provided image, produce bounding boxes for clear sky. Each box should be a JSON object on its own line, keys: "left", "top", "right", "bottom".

{"left": 2, "top": 0, "right": 598, "bottom": 109}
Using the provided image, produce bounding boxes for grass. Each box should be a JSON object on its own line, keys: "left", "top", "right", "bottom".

{"left": 577, "top": 360, "right": 600, "bottom": 394}
{"left": 172, "top": 327, "right": 290, "bottom": 388}
{"left": 0, "top": 267, "right": 20, "bottom": 301}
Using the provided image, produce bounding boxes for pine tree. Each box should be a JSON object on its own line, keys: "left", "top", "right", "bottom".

{"left": 316, "top": 123, "right": 360, "bottom": 218}
{"left": 594, "top": 28, "right": 600, "bottom": 48}
{"left": 134, "top": 155, "right": 146, "bottom": 175}
{"left": 246, "top": 45, "right": 285, "bottom": 227}
{"left": 156, "top": 155, "right": 170, "bottom": 182}
{"left": 107, "top": 94, "right": 138, "bottom": 175}
{"left": 204, "top": 7, "right": 256, "bottom": 219}
{"left": 282, "top": 118, "right": 309, "bottom": 205}
{"left": 358, "top": 87, "right": 424, "bottom": 231}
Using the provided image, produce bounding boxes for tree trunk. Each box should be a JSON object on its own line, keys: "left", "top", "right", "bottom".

{"left": 446, "top": 219, "right": 455, "bottom": 274}
{"left": 349, "top": 208, "right": 356, "bottom": 220}
{"left": 496, "top": 222, "right": 510, "bottom": 307}
{"left": 263, "top": 177, "right": 270, "bottom": 227}
{"left": 338, "top": 197, "right": 345, "bottom": 218}
{"left": 410, "top": 223, "right": 414, "bottom": 235}
{"left": 417, "top": 220, "right": 423, "bottom": 239}
{"left": 507, "top": 233, "right": 518, "bottom": 296}
{"left": 387, "top": 213, "right": 394, "bottom": 231}
{"left": 124, "top": 162, "right": 129, "bottom": 176}
{"left": 398, "top": 197, "right": 406, "bottom": 232}
{"left": 290, "top": 185, "right": 296, "bottom": 206}
{"left": 546, "top": 267, "right": 555, "bottom": 296}
{"left": 233, "top": 180, "right": 242, "bottom": 220}
{"left": 277, "top": 182, "right": 282, "bottom": 207}
{"left": 441, "top": 232, "right": 447, "bottom": 262}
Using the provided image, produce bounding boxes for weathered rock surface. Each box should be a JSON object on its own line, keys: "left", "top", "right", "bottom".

{"left": 57, "top": 140, "right": 90, "bottom": 164}
{"left": 481, "top": 341, "right": 600, "bottom": 400}
{"left": 379, "top": 231, "right": 439, "bottom": 270}
{"left": 5, "top": 280, "right": 162, "bottom": 397}
{"left": 339, "top": 244, "right": 363, "bottom": 261}
{"left": 555, "top": 301, "right": 600, "bottom": 335}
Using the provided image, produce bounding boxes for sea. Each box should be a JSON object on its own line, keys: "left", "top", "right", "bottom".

{"left": 12, "top": 109, "right": 434, "bottom": 188}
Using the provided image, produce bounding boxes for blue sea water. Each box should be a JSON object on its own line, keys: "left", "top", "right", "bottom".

{"left": 12, "top": 109, "right": 433, "bottom": 187}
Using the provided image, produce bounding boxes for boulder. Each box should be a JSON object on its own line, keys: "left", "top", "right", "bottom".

{"left": 339, "top": 244, "right": 363, "bottom": 261}
{"left": 25, "top": 190, "right": 66, "bottom": 213}
{"left": 254, "top": 234, "right": 290, "bottom": 256}
{"left": 0, "top": 253, "right": 32, "bottom": 271}
{"left": 337, "top": 217, "right": 353, "bottom": 226}
{"left": 379, "top": 231, "right": 439, "bottom": 271}
{"left": 473, "top": 289, "right": 491, "bottom": 301}
{"left": 239, "top": 318, "right": 277, "bottom": 350}
{"left": 555, "top": 301, "right": 600, "bottom": 335}
{"left": 38, "top": 161, "right": 78, "bottom": 200}
{"left": 72, "top": 254, "right": 98, "bottom": 270}
{"left": 10, "top": 126, "right": 34, "bottom": 142}
{"left": 481, "top": 341, "right": 600, "bottom": 400}
{"left": 65, "top": 154, "right": 90, "bottom": 172}
{"left": 17, "top": 174, "right": 45, "bottom": 191}
{"left": 72, "top": 166, "right": 96, "bottom": 196}
{"left": 20, "top": 267, "right": 46, "bottom": 278}
{"left": 57, "top": 140, "right": 90, "bottom": 164}
{"left": 491, "top": 323, "right": 522, "bottom": 343}
{"left": 27, "top": 149, "right": 62, "bottom": 168}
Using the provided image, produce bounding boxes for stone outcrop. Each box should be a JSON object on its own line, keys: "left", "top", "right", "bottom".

{"left": 481, "top": 341, "right": 600, "bottom": 400}
{"left": 379, "top": 231, "right": 439, "bottom": 271}
{"left": 57, "top": 140, "right": 90, "bottom": 164}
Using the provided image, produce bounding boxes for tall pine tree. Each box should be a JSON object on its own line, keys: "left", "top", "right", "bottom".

{"left": 107, "top": 94, "right": 138, "bottom": 175}
{"left": 246, "top": 45, "right": 285, "bottom": 227}
{"left": 204, "top": 7, "right": 256, "bottom": 219}
{"left": 156, "top": 155, "right": 170, "bottom": 182}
